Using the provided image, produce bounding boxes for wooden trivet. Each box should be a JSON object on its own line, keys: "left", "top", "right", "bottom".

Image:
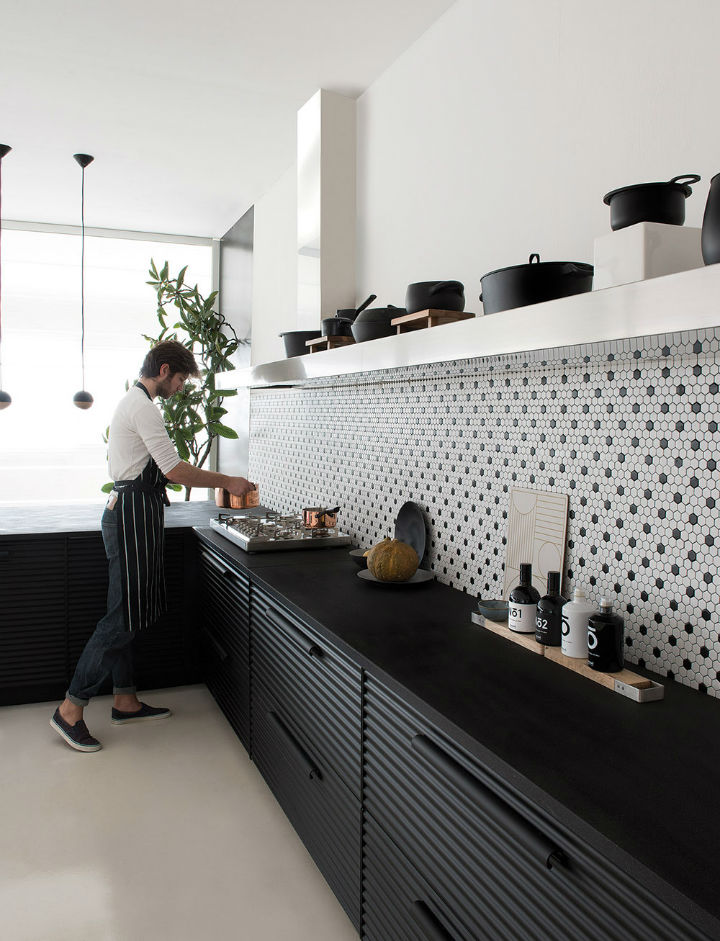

{"left": 391, "top": 309, "right": 476, "bottom": 334}
{"left": 305, "top": 335, "right": 356, "bottom": 353}
{"left": 470, "top": 612, "right": 664, "bottom": 702}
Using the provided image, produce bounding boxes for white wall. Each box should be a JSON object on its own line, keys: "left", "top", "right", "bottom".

{"left": 251, "top": 165, "right": 298, "bottom": 366}
{"left": 356, "top": 0, "right": 720, "bottom": 308}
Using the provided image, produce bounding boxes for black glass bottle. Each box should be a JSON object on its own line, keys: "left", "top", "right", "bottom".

{"left": 587, "top": 598, "right": 625, "bottom": 672}
{"left": 535, "top": 571, "right": 566, "bottom": 646}
{"left": 508, "top": 563, "right": 540, "bottom": 634}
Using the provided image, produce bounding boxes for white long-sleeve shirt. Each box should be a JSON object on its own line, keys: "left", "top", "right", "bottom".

{"left": 107, "top": 385, "right": 180, "bottom": 481}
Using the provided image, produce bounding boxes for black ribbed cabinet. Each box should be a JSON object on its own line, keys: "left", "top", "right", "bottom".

{"left": 197, "top": 543, "right": 251, "bottom": 752}
{"left": 0, "top": 531, "right": 200, "bottom": 706}
{"left": 362, "top": 675, "right": 708, "bottom": 941}
{"left": 251, "top": 585, "right": 363, "bottom": 931}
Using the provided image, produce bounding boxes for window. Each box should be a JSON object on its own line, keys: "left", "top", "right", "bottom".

{"left": 0, "top": 228, "right": 213, "bottom": 504}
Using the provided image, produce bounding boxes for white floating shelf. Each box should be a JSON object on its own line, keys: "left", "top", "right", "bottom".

{"left": 221, "top": 264, "right": 720, "bottom": 388}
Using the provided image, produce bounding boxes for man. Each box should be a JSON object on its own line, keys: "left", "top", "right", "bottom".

{"left": 51, "top": 340, "right": 254, "bottom": 752}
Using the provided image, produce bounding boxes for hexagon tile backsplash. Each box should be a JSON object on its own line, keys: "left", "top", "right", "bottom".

{"left": 248, "top": 327, "right": 720, "bottom": 698}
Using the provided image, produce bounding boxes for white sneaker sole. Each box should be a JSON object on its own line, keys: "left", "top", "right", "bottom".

{"left": 50, "top": 716, "right": 102, "bottom": 752}
{"left": 111, "top": 710, "right": 172, "bottom": 725}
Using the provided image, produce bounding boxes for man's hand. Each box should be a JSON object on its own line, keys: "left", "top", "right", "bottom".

{"left": 225, "top": 477, "right": 255, "bottom": 498}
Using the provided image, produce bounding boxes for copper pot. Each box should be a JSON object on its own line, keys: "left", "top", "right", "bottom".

{"left": 302, "top": 506, "right": 340, "bottom": 529}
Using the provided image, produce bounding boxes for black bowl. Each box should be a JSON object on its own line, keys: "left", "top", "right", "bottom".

{"left": 279, "top": 330, "right": 321, "bottom": 357}
{"left": 352, "top": 321, "right": 395, "bottom": 343}
{"left": 477, "top": 599, "right": 509, "bottom": 622}
{"left": 349, "top": 548, "right": 368, "bottom": 568}
{"left": 405, "top": 280, "right": 465, "bottom": 315}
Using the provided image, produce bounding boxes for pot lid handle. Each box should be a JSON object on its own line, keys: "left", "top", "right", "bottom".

{"left": 669, "top": 174, "right": 701, "bottom": 187}
{"left": 529, "top": 253, "right": 540, "bottom": 264}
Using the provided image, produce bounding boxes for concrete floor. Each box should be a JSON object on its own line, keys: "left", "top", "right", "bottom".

{"left": 0, "top": 685, "right": 359, "bottom": 941}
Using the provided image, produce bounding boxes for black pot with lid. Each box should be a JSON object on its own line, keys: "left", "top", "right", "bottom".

{"left": 603, "top": 173, "right": 700, "bottom": 231}
{"left": 479, "top": 253, "right": 593, "bottom": 315}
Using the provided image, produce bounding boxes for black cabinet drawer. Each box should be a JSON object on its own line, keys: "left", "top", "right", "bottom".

{"left": 364, "top": 810, "right": 470, "bottom": 941}
{"left": 252, "top": 679, "right": 362, "bottom": 931}
{"left": 198, "top": 545, "right": 250, "bottom": 750}
{"left": 252, "top": 588, "right": 362, "bottom": 798}
{"left": 363, "top": 676, "right": 706, "bottom": 941}
{"left": 0, "top": 538, "right": 66, "bottom": 696}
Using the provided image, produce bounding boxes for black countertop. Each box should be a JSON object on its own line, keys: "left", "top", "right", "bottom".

{"left": 196, "top": 526, "right": 720, "bottom": 939}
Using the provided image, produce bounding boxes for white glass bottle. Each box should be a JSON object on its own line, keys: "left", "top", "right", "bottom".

{"left": 561, "top": 588, "right": 595, "bottom": 659}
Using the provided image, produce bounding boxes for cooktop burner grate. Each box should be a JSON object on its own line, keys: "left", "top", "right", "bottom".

{"left": 209, "top": 510, "right": 352, "bottom": 552}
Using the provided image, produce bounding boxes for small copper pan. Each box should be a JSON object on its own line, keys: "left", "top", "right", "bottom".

{"left": 302, "top": 506, "right": 340, "bottom": 529}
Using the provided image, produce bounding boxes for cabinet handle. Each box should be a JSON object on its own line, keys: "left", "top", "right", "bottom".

{"left": 411, "top": 734, "right": 567, "bottom": 871}
{"left": 267, "top": 710, "right": 321, "bottom": 780}
{"left": 262, "top": 608, "right": 324, "bottom": 659}
{"left": 410, "top": 900, "right": 456, "bottom": 940}
{"left": 202, "top": 551, "right": 236, "bottom": 580}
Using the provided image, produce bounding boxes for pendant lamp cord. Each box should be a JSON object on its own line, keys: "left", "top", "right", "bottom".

{"left": 0, "top": 155, "right": 4, "bottom": 390}
{"left": 80, "top": 164, "right": 86, "bottom": 390}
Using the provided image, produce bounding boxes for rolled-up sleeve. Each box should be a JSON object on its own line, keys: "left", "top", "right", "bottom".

{"left": 133, "top": 401, "right": 181, "bottom": 475}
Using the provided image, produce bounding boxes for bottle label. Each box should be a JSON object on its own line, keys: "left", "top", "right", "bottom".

{"left": 508, "top": 602, "right": 536, "bottom": 633}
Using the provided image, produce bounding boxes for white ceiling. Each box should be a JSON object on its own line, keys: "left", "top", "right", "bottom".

{"left": 0, "top": 0, "right": 455, "bottom": 238}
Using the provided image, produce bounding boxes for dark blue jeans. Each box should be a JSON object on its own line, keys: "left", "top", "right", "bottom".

{"left": 66, "top": 506, "right": 137, "bottom": 706}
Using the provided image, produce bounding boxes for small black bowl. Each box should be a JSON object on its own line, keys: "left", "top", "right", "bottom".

{"left": 349, "top": 548, "right": 368, "bottom": 568}
{"left": 477, "top": 599, "right": 509, "bottom": 622}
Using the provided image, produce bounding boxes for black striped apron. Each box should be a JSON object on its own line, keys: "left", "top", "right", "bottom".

{"left": 113, "top": 386, "right": 171, "bottom": 632}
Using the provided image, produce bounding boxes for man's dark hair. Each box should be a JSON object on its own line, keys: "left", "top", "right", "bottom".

{"left": 139, "top": 340, "right": 200, "bottom": 379}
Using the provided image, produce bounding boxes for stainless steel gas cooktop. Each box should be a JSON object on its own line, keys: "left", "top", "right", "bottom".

{"left": 209, "top": 510, "right": 352, "bottom": 552}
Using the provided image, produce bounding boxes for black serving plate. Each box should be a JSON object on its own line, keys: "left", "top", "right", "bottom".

{"left": 394, "top": 501, "right": 426, "bottom": 563}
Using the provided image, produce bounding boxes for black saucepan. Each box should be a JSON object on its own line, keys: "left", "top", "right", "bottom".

{"left": 321, "top": 317, "right": 354, "bottom": 337}
{"left": 405, "top": 281, "right": 465, "bottom": 314}
{"left": 480, "top": 254, "right": 593, "bottom": 315}
{"left": 603, "top": 174, "right": 700, "bottom": 231}
{"left": 336, "top": 294, "right": 377, "bottom": 322}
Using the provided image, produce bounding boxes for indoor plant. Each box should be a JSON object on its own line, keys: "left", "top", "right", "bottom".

{"left": 103, "top": 259, "right": 247, "bottom": 500}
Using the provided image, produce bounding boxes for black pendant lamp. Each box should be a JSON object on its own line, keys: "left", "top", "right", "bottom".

{"left": 0, "top": 143, "right": 11, "bottom": 410}
{"left": 72, "top": 153, "right": 94, "bottom": 409}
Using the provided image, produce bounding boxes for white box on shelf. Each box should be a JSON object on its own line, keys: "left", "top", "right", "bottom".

{"left": 593, "top": 222, "right": 703, "bottom": 290}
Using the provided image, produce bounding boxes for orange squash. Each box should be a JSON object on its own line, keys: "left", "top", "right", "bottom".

{"left": 367, "top": 538, "right": 419, "bottom": 582}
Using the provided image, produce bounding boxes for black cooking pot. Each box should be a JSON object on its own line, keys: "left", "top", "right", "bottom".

{"left": 480, "top": 254, "right": 594, "bottom": 315}
{"left": 352, "top": 320, "right": 395, "bottom": 343}
{"left": 321, "top": 317, "right": 354, "bottom": 337}
{"left": 354, "top": 305, "right": 405, "bottom": 324}
{"left": 279, "top": 330, "right": 322, "bottom": 357}
{"left": 405, "top": 280, "right": 465, "bottom": 314}
{"left": 603, "top": 174, "right": 700, "bottom": 231}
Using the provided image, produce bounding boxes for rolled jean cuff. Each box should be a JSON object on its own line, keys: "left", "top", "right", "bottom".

{"left": 113, "top": 686, "right": 137, "bottom": 695}
{"left": 66, "top": 691, "right": 89, "bottom": 707}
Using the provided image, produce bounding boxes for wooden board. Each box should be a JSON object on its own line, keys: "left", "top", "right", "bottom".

{"left": 470, "top": 612, "right": 663, "bottom": 701}
{"left": 543, "top": 646, "right": 654, "bottom": 690}
{"left": 390, "top": 309, "right": 476, "bottom": 334}
{"left": 305, "top": 335, "right": 355, "bottom": 352}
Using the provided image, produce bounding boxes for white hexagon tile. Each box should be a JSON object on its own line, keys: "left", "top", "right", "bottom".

{"left": 248, "top": 327, "right": 720, "bottom": 698}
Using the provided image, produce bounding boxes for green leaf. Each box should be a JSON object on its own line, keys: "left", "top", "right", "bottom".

{"left": 167, "top": 483, "right": 183, "bottom": 492}
{"left": 160, "top": 260, "right": 169, "bottom": 280}
{"left": 209, "top": 422, "right": 238, "bottom": 439}
{"left": 101, "top": 482, "right": 114, "bottom": 493}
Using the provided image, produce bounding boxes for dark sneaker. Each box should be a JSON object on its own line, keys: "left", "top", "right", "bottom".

{"left": 111, "top": 702, "right": 172, "bottom": 725}
{"left": 50, "top": 708, "right": 102, "bottom": 752}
